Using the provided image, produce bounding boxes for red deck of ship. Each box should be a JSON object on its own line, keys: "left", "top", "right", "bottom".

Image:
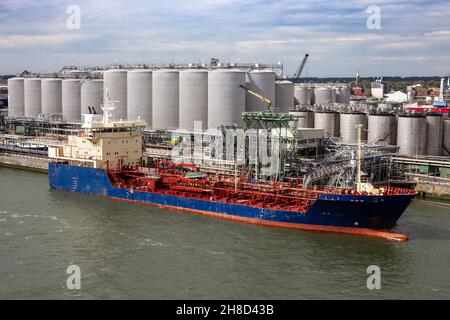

{"left": 106, "top": 159, "right": 416, "bottom": 213}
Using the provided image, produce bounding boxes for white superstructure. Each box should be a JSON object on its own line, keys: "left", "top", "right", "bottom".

{"left": 48, "top": 98, "right": 147, "bottom": 169}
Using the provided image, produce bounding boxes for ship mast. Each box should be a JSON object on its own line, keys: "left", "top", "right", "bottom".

{"left": 101, "top": 88, "right": 118, "bottom": 124}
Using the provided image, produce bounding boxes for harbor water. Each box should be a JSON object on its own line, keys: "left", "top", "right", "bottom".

{"left": 1, "top": 167, "right": 450, "bottom": 299}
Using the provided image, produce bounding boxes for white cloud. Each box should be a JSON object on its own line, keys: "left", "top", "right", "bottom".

{"left": 0, "top": 33, "right": 100, "bottom": 49}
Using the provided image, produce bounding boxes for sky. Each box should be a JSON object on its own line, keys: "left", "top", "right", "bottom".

{"left": 0, "top": 0, "right": 449, "bottom": 77}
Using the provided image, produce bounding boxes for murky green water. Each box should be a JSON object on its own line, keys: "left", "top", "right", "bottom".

{"left": 1, "top": 167, "right": 450, "bottom": 299}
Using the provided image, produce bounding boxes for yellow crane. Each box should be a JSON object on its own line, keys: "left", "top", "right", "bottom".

{"left": 239, "top": 84, "right": 272, "bottom": 110}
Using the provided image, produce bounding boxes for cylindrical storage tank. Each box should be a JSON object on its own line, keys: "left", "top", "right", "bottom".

{"left": 208, "top": 69, "right": 246, "bottom": 129}
{"left": 127, "top": 70, "right": 152, "bottom": 124}
{"left": 62, "top": 79, "right": 81, "bottom": 122}
{"left": 396, "top": 115, "right": 426, "bottom": 156}
{"left": 245, "top": 70, "right": 275, "bottom": 112}
{"left": 152, "top": 69, "right": 179, "bottom": 129}
{"left": 7, "top": 78, "right": 25, "bottom": 117}
{"left": 334, "top": 87, "right": 342, "bottom": 103}
{"left": 294, "top": 86, "right": 312, "bottom": 106}
{"left": 426, "top": 114, "right": 443, "bottom": 156}
{"left": 443, "top": 119, "right": 450, "bottom": 156}
{"left": 41, "top": 79, "right": 62, "bottom": 115}
{"left": 367, "top": 113, "right": 397, "bottom": 145}
{"left": 81, "top": 79, "right": 103, "bottom": 116}
{"left": 339, "top": 112, "right": 367, "bottom": 143}
{"left": 289, "top": 110, "right": 314, "bottom": 128}
{"left": 179, "top": 69, "right": 208, "bottom": 131}
{"left": 314, "top": 111, "right": 339, "bottom": 137}
{"left": 24, "top": 78, "right": 42, "bottom": 117}
{"left": 314, "top": 87, "right": 333, "bottom": 106}
{"left": 275, "top": 80, "right": 294, "bottom": 113}
{"left": 339, "top": 86, "right": 351, "bottom": 105}
{"left": 103, "top": 70, "right": 127, "bottom": 120}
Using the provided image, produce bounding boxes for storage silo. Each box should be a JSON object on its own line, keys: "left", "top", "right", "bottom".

{"left": 396, "top": 115, "right": 426, "bottom": 156}
{"left": 335, "top": 86, "right": 350, "bottom": 105}
{"left": 41, "top": 79, "right": 62, "bottom": 115}
{"left": 81, "top": 79, "right": 103, "bottom": 116}
{"left": 127, "top": 70, "right": 152, "bottom": 124}
{"left": 275, "top": 80, "right": 294, "bottom": 113}
{"left": 62, "top": 79, "right": 81, "bottom": 122}
{"left": 426, "top": 114, "right": 443, "bottom": 156}
{"left": 367, "top": 113, "right": 397, "bottom": 145}
{"left": 314, "top": 111, "right": 339, "bottom": 137}
{"left": 7, "top": 77, "right": 25, "bottom": 117}
{"left": 340, "top": 86, "right": 351, "bottom": 105}
{"left": 443, "top": 119, "right": 450, "bottom": 156}
{"left": 289, "top": 110, "right": 314, "bottom": 128}
{"left": 103, "top": 70, "right": 127, "bottom": 120}
{"left": 339, "top": 112, "right": 367, "bottom": 143}
{"left": 208, "top": 69, "right": 246, "bottom": 129}
{"left": 245, "top": 70, "right": 275, "bottom": 112}
{"left": 314, "top": 87, "right": 333, "bottom": 105}
{"left": 294, "top": 86, "right": 312, "bottom": 106}
{"left": 24, "top": 78, "right": 42, "bottom": 118}
{"left": 152, "top": 69, "right": 179, "bottom": 129}
{"left": 179, "top": 69, "right": 208, "bottom": 131}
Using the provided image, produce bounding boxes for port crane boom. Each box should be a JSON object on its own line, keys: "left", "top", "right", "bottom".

{"left": 239, "top": 84, "right": 272, "bottom": 110}
{"left": 293, "top": 53, "right": 309, "bottom": 79}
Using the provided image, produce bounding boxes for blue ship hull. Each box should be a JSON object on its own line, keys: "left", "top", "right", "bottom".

{"left": 48, "top": 163, "right": 416, "bottom": 239}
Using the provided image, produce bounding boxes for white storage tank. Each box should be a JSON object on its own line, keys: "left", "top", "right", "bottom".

{"left": 426, "top": 114, "right": 443, "bottom": 156}
{"left": 81, "top": 79, "right": 103, "bottom": 116}
{"left": 275, "top": 80, "right": 294, "bottom": 113}
{"left": 289, "top": 110, "right": 314, "bottom": 128}
{"left": 179, "top": 69, "right": 208, "bottom": 131}
{"left": 152, "top": 69, "right": 179, "bottom": 129}
{"left": 41, "top": 79, "right": 62, "bottom": 115}
{"left": 62, "top": 79, "right": 81, "bottom": 122}
{"left": 314, "top": 87, "right": 333, "bottom": 105}
{"left": 335, "top": 86, "right": 351, "bottom": 105}
{"left": 208, "top": 69, "right": 246, "bottom": 129}
{"left": 7, "top": 77, "right": 25, "bottom": 117}
{"left": 367, "top": 113, "right": 397, "bottom": 145}
{"left": 314, "top": 111, "right": 339, "bottom": 137}
{"left": 339, "top": 112, "right": 367, "bottom": 143}
{"left": 396, "top": 115, "right": 426, "bottom": 156}
{"left": 245, "top": 70, "right": 275, "bottom": 112}
{"left": 127, "top": 70, "right": 152, "bottom": 124}
{"left": 103, "top": 70, "right": 127, "bottom": 120}
{"left": 294, "top": 86, "right": 312, "bottom": 106}
{"left": 24, "top": 78, "right": 42, "bottom": 118}
{"left": 340, "top": 86, "right": 351, "bottom": 105}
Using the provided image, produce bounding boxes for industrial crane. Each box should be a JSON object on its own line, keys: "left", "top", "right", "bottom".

{"left": 239, "top": 84, "right": 272, "bottom": 110}
{"left": 293, "top": 54, "right": 309, "bottom": 79}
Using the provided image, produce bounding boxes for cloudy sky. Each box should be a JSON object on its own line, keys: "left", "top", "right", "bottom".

{"left": 0, "top": 0, "right": 449, "bottom": 76}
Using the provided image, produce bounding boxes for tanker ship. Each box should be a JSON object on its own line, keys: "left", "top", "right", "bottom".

{"left": 47, "top": 105, "right": 417, "bottom": 242}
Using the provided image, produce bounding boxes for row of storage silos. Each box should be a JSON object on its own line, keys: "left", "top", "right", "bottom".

{"left": 294, "top": 86, "right": 351, "bottom": 106}
{"left": 288, "top": 109, "right": 450, "bottom": 156}
{"left": 8, "top": 69, "right": 297, "bottom": 129}
{"left": 7, "top": 77, "right": 103, "bottom": 122}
